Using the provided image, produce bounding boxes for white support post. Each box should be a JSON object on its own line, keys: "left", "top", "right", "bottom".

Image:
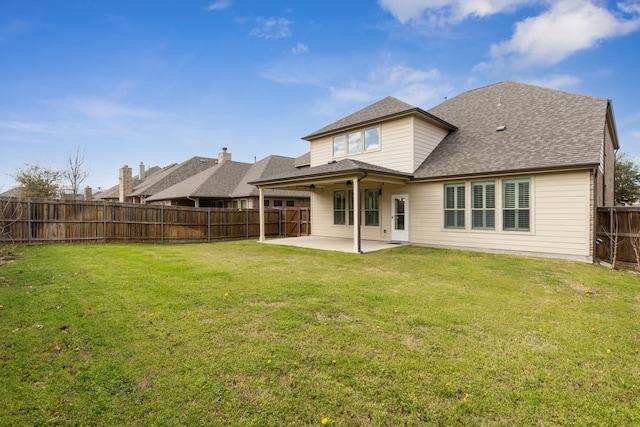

{"left": 353, "top": 178, "right": 360, "bottom": 253}
{"left": 259, "top": 187, "right": 265, "bottom": 242}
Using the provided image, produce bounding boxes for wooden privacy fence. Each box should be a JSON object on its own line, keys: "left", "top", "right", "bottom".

{"left": 596, "top": 207, "right": 640, "bottom": 264}
{"left": 0, "top": 198, "right": 310, "bottom": 244}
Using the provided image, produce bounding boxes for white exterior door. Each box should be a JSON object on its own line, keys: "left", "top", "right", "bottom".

{"left": 391, "top": 194, "right": 409, "bottom": 241}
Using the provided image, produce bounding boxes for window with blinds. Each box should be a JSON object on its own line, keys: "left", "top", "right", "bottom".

{"left": 444, "top": 183, "right": 465, "bottom": 229}
{"left": 503, "top": 179, "right": 530, "bottom": 231}
{"left": 472, "top": 181, "right": 495, "bottom": 230}
{"left": 333, "top": 191, "right": 346, "bottom": 225}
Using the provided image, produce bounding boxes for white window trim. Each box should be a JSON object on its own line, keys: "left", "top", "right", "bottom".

{"left": 332, "top": 126, "right": 381, "bottom": 158}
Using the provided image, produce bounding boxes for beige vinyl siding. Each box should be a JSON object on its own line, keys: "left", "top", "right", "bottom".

{"left": 413, "top": 118, "right": 450, "bottom": 171}
{"left": 411, "top": 170, "right": 593, "bottom": 262}
{"left": 310, "top": 137, "right": 334, "bottom": 167}
{"left": 309, "top": 117, "right": 418, "bottom": 173}
{"left": 309, "top": 184, "right": 395, "bottom": 241}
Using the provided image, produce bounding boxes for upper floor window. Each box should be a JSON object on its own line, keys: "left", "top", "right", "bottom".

{"left": 503, "top": 179, "right": 530, "bottom": 231}
{"left": 333, "top": 127, "right": 380, "bottom": 157}
{"left": 364, "top": 127, "right": 380, "bottom": 151}
{"left": 333, "top": 135, "right": 346, "bottom": 157}
{"left": 348, "top": 132, "right": 361, "bottom": 154}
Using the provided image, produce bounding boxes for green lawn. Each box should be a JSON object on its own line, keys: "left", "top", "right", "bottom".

{"left": 0, "top": 242, "right": 639, "bottom": 426}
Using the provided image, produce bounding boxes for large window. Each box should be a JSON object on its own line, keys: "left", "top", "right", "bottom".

{"left": 364, "top": 127, "right": 380, "bottom": 151}
{"left": 333, "top": 127, "right": 379, "bottom": 157}
{"left": 334, "top": 191, "right": 346, "bottom": 225}
{"left": 444, "top": 183, "right": 465, "bottom": 229}
{"left": 348, "top": 132, "right": 361, "bottom": 154}
{"left": 472, "top": 181, "right": 495, "bottom": 230}
{"left": 333, "top": 135, "right": 346, "bottom": 157}
{"left": 503, "top": 179, "right": 530, "bottom": 231}
{"left": 365, "top": 189, "right": 380, "bottom": 226}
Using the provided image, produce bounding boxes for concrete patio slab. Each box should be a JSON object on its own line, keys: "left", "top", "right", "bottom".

{"left": 261, "top": 236, "right": 408, "bottom": 253}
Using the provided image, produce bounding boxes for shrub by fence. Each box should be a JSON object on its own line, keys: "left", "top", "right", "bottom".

{"left": 0, "top": 198, "right": 310, "bottom": 244}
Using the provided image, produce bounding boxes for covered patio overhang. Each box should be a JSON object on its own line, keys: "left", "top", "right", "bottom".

{"left": 249, "top": 160, "right": 412, "bottom": 254}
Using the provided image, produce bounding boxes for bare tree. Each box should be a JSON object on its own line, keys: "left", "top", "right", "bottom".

{"left": 12, "top": 164, "right": 61, "bottom": 199}
{"left": 63, "top": 146, "right": 89, "bottom": 199}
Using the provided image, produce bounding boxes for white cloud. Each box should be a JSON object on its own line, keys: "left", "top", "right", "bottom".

{"left": 292, "top": 42, "right": 308, "bottom": 54}
{"left": 43, "top": 97, "right": 165, "bottom": 120}
{"left": 386, "top": 64, "right": 440, "bottom": 85}
{"left": 378, "top": 0, "right": 535, "bottom": 24}
{"left": 522, "top": 74, "right": 582, "bottom": 89}
{"left": 250, "top": 17, "right": 292, "bottom": 39}
{"left": 205, "top": 0, "right": 231, "bottom": 11}
{"left": 487, "top": 0, "right": 640, "bottom": 68}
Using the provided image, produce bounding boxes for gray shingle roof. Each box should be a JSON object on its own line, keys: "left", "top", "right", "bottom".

{"left": 250, "top": 158, "right": 412, "bottom": 185}
{"left": 414, "top": 81, "right": 611, "bottom": 179}
{"left": 146, "top": 155, "right": 308, "bottom": 201}
{"left": 146, "top": 161, "right": 252, "bottom": 201}
{"left": 130, "top": 157, "right": 217, "bottom": 196}
{"left": 303, "top": 96, "right": 455, "bottom": 140}
{"left": 232, "top": 155, "right": 305, "bottom": 197}
{"left": 93, "top": 165, "right": 165, "bottom": 200}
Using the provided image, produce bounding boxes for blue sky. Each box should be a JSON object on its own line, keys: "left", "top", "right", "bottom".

{"left": 1, "top": 0, "right": 640, "bottom": 192}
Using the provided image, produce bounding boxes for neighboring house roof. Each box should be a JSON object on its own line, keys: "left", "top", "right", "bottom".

{"left": 414, "top": 81, "right": 613, "bottom": 179}
{"left": 303, "top": 96, "right": 457, "bottom": 140}
{"left": 147, "top": 155, "right": 309, "bottom": 202}
{"left": 0, "top": 188, "right": 23, "bottom": 198}
{"left": 130, "top": 157, "right": 217, "bottom": 197}
{"left": 146, "top": 161, "right": 252, "bottom": 201}
{"left": 93, "top": 165, "right": 165, "bottom": 200}
{"left": 234, "top": 155, "right": 309, "bottom": 198}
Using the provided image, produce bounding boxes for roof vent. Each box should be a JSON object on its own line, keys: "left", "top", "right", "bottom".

{"left": 496, "top": 125, "right": 506, "bottom": 132}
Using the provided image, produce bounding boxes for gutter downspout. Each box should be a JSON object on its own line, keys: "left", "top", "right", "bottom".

{"left": 356, "top": 171, "right": 368, "bottom": 254}
{"left": 187, "top": 195, "right": 200, "bottom": 208}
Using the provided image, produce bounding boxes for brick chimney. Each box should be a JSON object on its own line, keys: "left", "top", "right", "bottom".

{"left": 218, "top": 147, "right": 232, "bottom": 164}
{"left": 84, "top": 186, "right": 92, "bottom": 201}
{"left": 139, "top": 162, "right": 145, "bottom": 180}
{"left": 119, "top": 165, "right": 133, "bottom": 203}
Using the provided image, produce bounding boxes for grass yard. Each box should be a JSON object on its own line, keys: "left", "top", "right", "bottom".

{"left": 0, "top": 242, "right": 639, "bottom": 426}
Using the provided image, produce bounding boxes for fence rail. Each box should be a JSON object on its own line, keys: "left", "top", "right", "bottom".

{"left": 0, "top": 198, "right": 310, "bottom": 244}
{"left": 596, "top": 207, "right": 640, "bottom": 264}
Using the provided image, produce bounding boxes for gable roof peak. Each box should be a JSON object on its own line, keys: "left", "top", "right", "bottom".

{"left": 303, "top": 95, "right": 455, "bottom": 141}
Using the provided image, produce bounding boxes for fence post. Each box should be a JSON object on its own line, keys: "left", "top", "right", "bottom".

{"left": 245, "top": 208, "right": 249, "bottom": 240}
{"left": 103, "top": 203, "right": 107, "bottom": 243}
{"left": 161, "top": 206, "right": 164, "bottom": 244}
{"left": 27, "top": 199, "right": 32, "bottom": 244}
{"left": 609, "top": 207, "right": 614, "bottom": 264}
{"left": 208, "top": 208, "right": 211, "bottom": 243}
{"left": 298, "top": 207, "right": 301, "bottom": 237}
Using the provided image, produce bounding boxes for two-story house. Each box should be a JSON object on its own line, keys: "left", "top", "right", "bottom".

{"left": 250, "top": 81, "right": 619, "bottom": 262}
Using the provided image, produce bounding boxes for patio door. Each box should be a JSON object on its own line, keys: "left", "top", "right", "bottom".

{"left": 391, "top": 194, "right": 408, "bottom": 241}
